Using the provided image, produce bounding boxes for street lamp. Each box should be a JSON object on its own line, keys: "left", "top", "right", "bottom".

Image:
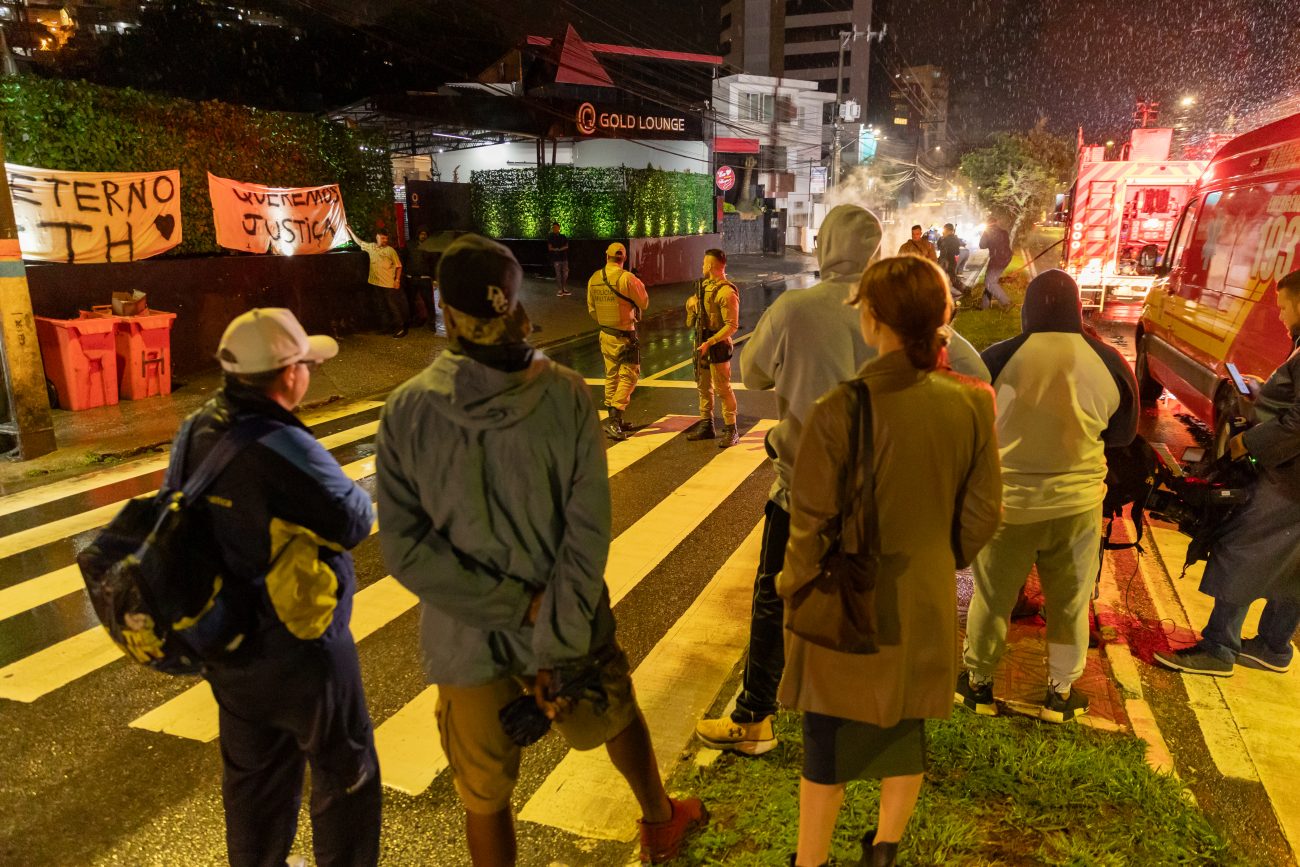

{"left": 1181, "top": 95, "right": 1196, "bottom": 108}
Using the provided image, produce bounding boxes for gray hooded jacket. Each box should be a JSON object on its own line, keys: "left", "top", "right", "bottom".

{"left": 740, "top": 204, "right": 989, "bottom": 511}
{"left": 376, "top": 350, "right": 615, "bottom": 686}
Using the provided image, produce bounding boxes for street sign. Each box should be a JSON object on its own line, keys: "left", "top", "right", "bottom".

{"left": 715, "top": 165, "right": 735, "bottom": 191}
{"left": 810, "top": 166, "right": 827, "bottom": 195}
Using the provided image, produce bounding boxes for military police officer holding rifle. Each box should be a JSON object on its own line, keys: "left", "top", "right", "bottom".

{"left": 686, "top": 248, "right": 741, "bottom": 448}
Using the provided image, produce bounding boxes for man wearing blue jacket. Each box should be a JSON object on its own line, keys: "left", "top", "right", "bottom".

{"left": 957, "top": 270, "right": 1138, "bottom": 723}
{"left": 192, "top": 308, "right": 381, "bottom": 867}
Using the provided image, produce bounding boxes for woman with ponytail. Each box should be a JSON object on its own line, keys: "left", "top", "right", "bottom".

{"left": 777, "top": 256, "right": 1003, "bottom": 866}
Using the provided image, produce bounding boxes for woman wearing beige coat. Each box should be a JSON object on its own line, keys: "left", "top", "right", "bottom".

{"left": 778, "top": 256, "right": 1002, "bottom": 867}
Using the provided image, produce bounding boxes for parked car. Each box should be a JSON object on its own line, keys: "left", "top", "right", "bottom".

{"left": 1137, "top": 112, "right": 1300, "bottom": 454}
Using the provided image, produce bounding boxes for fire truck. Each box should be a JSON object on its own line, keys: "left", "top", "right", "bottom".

{"left": 1063, "top": 128, "right": 1208, "bottom": 310}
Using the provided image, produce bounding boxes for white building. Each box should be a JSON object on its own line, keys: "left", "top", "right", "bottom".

{"left": 712, "top": 73, "right": 834, "bottom": 246}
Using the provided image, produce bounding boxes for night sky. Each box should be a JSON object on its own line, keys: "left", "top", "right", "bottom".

{"left": 306, "top": 0, "right": 1293, "bottom": 142}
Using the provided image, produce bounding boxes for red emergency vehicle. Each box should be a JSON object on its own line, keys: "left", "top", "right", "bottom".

{"left": 1064, "top": 128, "right": 1207, "bottom": 310}
{"left": 1137, "top": 112, "right": 1300, "bottom": 452}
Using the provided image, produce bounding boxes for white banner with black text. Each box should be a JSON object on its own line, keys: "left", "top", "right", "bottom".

{"left": 208, "top": 173, "right": 349, "bottom": 255}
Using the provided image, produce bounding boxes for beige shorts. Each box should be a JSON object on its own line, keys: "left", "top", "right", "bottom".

{"left": 434, "top": 647, "right": 638, "bottom": 814}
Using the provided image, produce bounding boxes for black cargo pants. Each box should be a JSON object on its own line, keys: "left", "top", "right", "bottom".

{"left": 731, "top": 499, "right": 791, "bottom": 723}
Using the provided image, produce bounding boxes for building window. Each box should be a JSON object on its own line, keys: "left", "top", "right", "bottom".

{"left": 785, "top": 24, "right": 842, "bottom": 43}
{"left": 785, "top": 0, "right": 853, "bottom": 14}
{"left": 777, "top": 96, "right": 797, "bottom": 124}
{"left": 784, "top": 51, "right": 847, "bottom": 71}
{"left": 741, "top": 92, "right": 775, "bottom": 122}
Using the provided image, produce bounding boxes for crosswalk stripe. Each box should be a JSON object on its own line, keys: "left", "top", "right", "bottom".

{"left": 368, "top": 418, "right": 770, "bottom": 793}
{"left": 0, "top": 400, "right": 383, "bottom": 520}
{"left": 126, "top": 416, "right": 708, "bottom": 741}
{"left": 518, "top": 521, "right": 764, "bottom": 840}
{"left": 0, "top": 564, "right": 82, "bottom": 623}
{"left": 584, "top": 378, "right": 747, "bottom": 391}
{"left": 0, "top": 421, "right": 382, "bottom": 559}
{"left": 129, "top": 576, "right": 419, "bottom": 742}
{"left": 0, "top": 625, "right": 123, "bottom": 703}
{"left": 606, "top": 419, "right": 772, "bottom": 606}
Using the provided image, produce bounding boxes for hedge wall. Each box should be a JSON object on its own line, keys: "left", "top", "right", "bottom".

{"left": 0, "top": 78, "right": 391, "bottom": 255}
{"left": 471, "top": 165, "right": 713, "bottom": 240}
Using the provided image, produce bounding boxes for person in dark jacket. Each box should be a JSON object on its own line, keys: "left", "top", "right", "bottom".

{"left": 186, "top": 308, "right": 380, "bottom": 867}
{"left": 979, "top": 215, "right": 1013, "bottom": 310}
{"left": 937, "top": 223, "right": 965, "bottom": 299}
{"left": 1156, "top": 269, "right": 1300, "bottom": 676}
{"left": 405, "top": 227, "right": 437, "bottom": 329}
{"left": 959, "top": 270, "right": 1138, "bottom": 723}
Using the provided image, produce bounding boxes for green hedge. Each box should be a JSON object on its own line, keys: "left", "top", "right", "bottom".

{"left": 471, "top": 164, "right": 713, "bottom": 239}
{"left": 0, "top": 78, "right": 391, "bottom": 255}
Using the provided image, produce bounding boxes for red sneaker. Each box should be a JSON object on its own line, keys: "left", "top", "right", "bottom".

{"left": 639, "top": 797, "right": 707, "bottom": 863}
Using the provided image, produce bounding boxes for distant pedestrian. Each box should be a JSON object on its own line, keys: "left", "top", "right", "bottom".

{"left": 695, "top": 205, "right": 993, "bottom": 759}
{"left": 897, "top": 224, "right": 937, "bottom": 261}
{"left": 781, "top": 256, "right": 1002, "bottom": 867}
{"left": 376, "top": 235, "right": 705, "bottom": 866}
{"left": 937, "top": 223, "right": 965, "bottom": 299}
{"left": 958, "top": 269, "right": 1138, "bottom": 724}
{"left": 979, "top": 215, "right": 1013, "bottom": 310}
{"left": 587, "top": 243, "right": 648, "bottom": 441}
{"left": 548, "top": 221, "right": 571, "bottom": 296}
{"left": 350, "top": 225, "right": 407, "bottom": 338}
{"left": 405, "top": 228, "right": 438, "bottom": 330}
{"left": 200, "top": 308, "right": 381, "bottom": 867}
{"left": 685, "top": 248, "right": 741, "bottom": 447}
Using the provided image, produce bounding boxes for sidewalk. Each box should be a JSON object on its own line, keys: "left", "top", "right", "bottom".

{"left": 0, "top": 251, "right": 816, "bottom": 495}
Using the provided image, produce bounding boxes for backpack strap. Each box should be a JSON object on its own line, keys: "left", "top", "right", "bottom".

{"left": 602, "top": 267, "right": 641, "bottom": 324}
{"left": 175, "top": 416, "right": 286, "bottom": 502}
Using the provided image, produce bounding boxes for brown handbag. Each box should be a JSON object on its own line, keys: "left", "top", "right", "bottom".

{"left": 786, "top": 380, "right": 880, "bottom": 654}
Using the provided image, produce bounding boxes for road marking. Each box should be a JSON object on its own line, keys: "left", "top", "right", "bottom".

{"left": 642, "top": 332, "right": 751, "bottom": 382}
{"left": 0, "top": 401, "right": 383, "bottom": 520}
{"left": 129, "top": 576, "right": 418, "bottom": 741}
{"left": 373, "top": 686, "right": 445, "bottom": 795}
{"left": 604, "top": 415, "right": 696, "bottom": 476}
{"left": 0, "top": 564, "right": 82, "bottom": 623}
{"left": 607, "top": 419, "right": 773, "bottom": 605}
{"left": 0, "top": 421, "right": 381, "bottom": 559}
{"left": 584, "top": 378, "right": 747, "bottom": 391}
{"left": 518, "top": 521, "right": 764, "bottom": 840}
{"left": 0, "top": 626, "right": 122, "bottom": 703}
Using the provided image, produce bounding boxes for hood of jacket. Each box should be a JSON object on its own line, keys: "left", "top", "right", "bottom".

{"left": 420, "top": 348, "right": 553, "bottom": 430}
{"left": 817, "top": 204, "right": 883, "bottom": 282}
{"left": 1021, "top": 269, "right": 1083, "bottom": 333}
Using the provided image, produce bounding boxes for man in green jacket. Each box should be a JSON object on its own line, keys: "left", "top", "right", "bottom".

{"left": 376, "top": 235, "right": 704, "bottom": 865}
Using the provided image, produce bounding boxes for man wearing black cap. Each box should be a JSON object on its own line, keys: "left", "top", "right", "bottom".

{"left": 587, "top": 242, "right": 649, "bottom": 441}
{"left": 376, "top": 235, "right": 705, "bottom": 865}
{"left": 957, "top": 270, "right": 1137, "bottom": 724}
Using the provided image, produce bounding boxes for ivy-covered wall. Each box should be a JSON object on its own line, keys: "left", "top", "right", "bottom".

{"left": 0, "top": 78, "right": 391, "bottom": 255}
{"left": 471, "top": 165, "right": 713, "bottom": 239}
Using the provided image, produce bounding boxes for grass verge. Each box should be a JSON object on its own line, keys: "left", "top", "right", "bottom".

{"left": 671, "top": 710, "right": 1243, "bottom": 866}
{"left": 950, "top": 253, "right": 1031, "bottom": 352}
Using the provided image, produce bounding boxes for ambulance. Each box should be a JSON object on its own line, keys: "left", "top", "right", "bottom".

{"left": 1137, "top": 112, "right": 1300, "bottom": 453}
{"left": 1064, "top": 128, "right": 1207, "bottom": 310}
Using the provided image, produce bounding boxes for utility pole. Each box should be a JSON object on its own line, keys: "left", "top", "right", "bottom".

{"left": 0, "top": 27, "right": 56, "bottom": 459}
{"left": 829, "top": 24, "right": 885, "bottom": 188}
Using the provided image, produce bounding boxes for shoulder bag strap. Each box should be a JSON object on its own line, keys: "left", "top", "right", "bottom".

{"left": 178, "top": 416, "right": 285, "bottom": 502}
{"left": 162, "top": 417, "right": 196, "bottom": 493}
{"left": 602, "top": 267, "right": 641, "bottom": 324}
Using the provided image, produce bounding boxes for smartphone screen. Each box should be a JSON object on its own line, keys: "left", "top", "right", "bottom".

{"left": 1226, "top": 362, "right": 1250, "bottom": 396}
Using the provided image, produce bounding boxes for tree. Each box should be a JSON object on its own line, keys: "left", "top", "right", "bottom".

{"left": 959, "top": 120, "right": 1075, "bottom": 242}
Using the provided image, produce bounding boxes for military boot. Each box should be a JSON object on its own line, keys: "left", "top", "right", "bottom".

{"left": 718, "top": 424, "right": 739, "bottom": 448}
{"left": 686, "top": 417, "right": 716, "bottom": 440}
{"left": 603, "top": 408, "right": 628, "bottom": 441}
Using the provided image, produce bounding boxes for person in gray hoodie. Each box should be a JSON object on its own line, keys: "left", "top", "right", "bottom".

{"left": 695, "top": 205, "right": 990, "bottom": 755}
{"left": 376, "top": 235, "right": 704, "bottom": 866}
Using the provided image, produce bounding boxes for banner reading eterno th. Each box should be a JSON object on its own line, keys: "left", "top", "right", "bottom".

{"left": 5, "top": 163, "right": 182, "bottom": 264}
{"left": 208, "top": 173, "right": 350, "bottom": 256}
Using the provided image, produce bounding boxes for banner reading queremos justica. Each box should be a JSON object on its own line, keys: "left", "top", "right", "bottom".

{"left": 5, "top": 164, "right": 182, "bottom": 264}
{"left": 207, "top": 173, "right": 350, "bottom": 255}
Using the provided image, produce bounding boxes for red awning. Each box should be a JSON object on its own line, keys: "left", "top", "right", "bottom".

{"left": 715, "top": 137, "right": 760, "bottom": 154}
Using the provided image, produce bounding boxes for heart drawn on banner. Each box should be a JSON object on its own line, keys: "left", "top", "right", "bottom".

{"left": 154, "top": 214, "right": 176, "bottom": 240}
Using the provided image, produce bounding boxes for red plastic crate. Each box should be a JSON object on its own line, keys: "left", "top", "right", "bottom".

{"left": 82, "top": 309, "right": 177, "bottom": 400}
{"left": 34, "top": 316, "right": 119, "bottom": 411}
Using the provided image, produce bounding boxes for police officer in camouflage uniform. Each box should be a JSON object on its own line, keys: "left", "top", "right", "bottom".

{"left": 686, "top": 248, "right": 741, "bottom": 447}
{"left": 587, "top": 243, "right": 649, "bottom": 441}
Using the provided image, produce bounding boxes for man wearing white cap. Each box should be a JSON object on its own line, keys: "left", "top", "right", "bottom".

{"left": 182, "top": 308, "right": 381, "bottom": 866}
{"left": 587, "top": 242, "right": 648, "bottom": 441}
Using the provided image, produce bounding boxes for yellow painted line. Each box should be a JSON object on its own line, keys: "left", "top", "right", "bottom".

{"left": 583, "top": 377, "right": 747, "bottom": 391}
{"left": 0, "top": 626, "right": 122, "bottom": 703}
{"left": 605, "top": 415, "right": 696, "bottom": 476}
{"left": 0, "top": 424, "right": 380, "bottom": 560}
{"left": 606, "top": 419, "right": 773, "bottom": 606}
{"left": 518, "top": 521, "right": 764, "bottom": 840}
{"left": 129, "top": 576, "right": 418, "bottom": 741}
{"left": 1149, "top": 526, "right": 1300, "bottom": 859}
{"left": 642, "top": 332, "right": 751, "bottom": 382}
{"left": 373, "top": 686, "right": 445, "bottom": 795}
{"left": 0, "top": 401, "right": 383, "bottom": 520}
{"left": 0, "top": 564, "right": 82, "bottom": 623}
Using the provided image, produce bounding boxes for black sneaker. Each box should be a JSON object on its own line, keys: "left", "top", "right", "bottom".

{"left": 685, "top": 420, "right": 716, "bottom": 441}
{"left": 954, "top": 671, "right": 996, "bottom": 716}
{"left": 1153, "top": 646, "right": 1235, "bottom": 677}
{"left": 718, "top": 424, "right": 739, "bottom": 448}
{"left": 1237, "top": 637, "right": 1293, "bottom": 673}
{"left": 1040, "top": 687, "right": 1089, "bottom": 724}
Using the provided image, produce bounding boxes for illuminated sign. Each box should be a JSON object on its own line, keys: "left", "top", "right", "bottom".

{"left": 715, "top": 165, "right": 735, "bottom": 191}
{"left": 574, "top": 102, "right": 690, "bottom": 138}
